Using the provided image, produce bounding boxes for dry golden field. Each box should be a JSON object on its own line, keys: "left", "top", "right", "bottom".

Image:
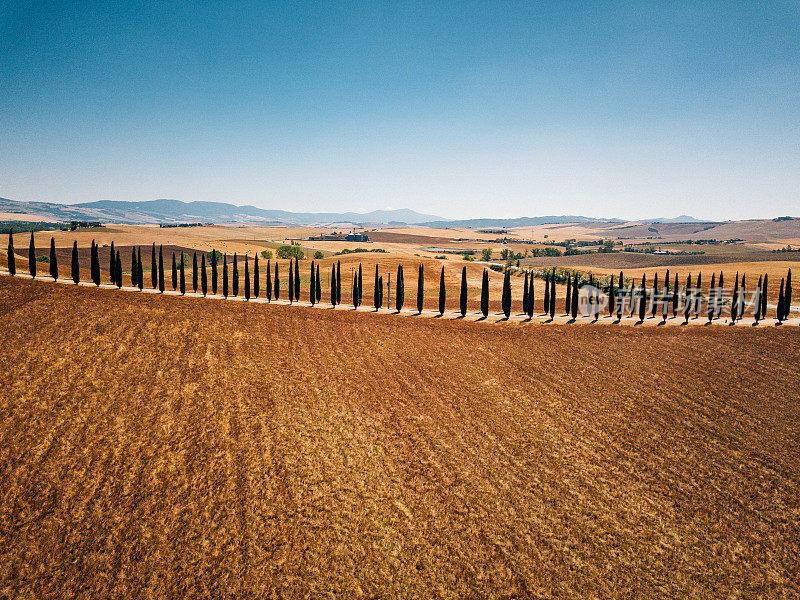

{"left": 1, "top": 276, "right": 799, "bottom": 599}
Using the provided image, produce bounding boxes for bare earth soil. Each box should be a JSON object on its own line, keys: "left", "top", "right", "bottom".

{"left": 0, "top": 277, "right": 799, "bottom": 599}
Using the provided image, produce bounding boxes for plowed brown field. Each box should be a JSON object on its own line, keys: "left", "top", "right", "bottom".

{"left": 1, "top": 277, "right": 798, "bottom": 599}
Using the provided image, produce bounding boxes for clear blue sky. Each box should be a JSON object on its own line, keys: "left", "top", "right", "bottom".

{"left": 1, "top": 1, "right": 798, "bottom": 220}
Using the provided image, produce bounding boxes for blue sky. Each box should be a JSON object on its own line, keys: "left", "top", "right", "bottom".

{"left": 1, "top": 1, "right": 798, "bottom": 220}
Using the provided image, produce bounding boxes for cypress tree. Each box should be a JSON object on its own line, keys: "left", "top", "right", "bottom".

{"left": 374, "top": 264, "right": 380, "bottom": 310}
{"left": 7, "top": 229, "right": 15, "bottom": 275}
{"left": 232, "top": 254, "right": 238, "bottom": 297}
{"left": 638, "top": 274, "right": 647, "bottom": 322}
{"left": 565, "top": 273, "right": 571, "bottom": 315}
{"left": 731, "top": 272, "right": 739, "bottom": 322}
{"left": 651, "top": 273, "right": 658, "bottom": 318}
{"left": 274, "top": 260, "right": 280, "bottom": 300}
{"left": 786, "top": 269, "right": 792, "bottom": 319}
{"left": 329, "top": 263, "right": 335, "bottom": 306}
{"left": 778, "top": 278, "right": 785, "bottom": 322}
{"left": 116, "top": 250, "right": 122, "bottom": 289}
{"left": 177, "top": 253, "right": 184, "bottom": 294}
{"left": 377, "top": 276, "right": 384, "bottom": 308}
{"left": 480, "top": 268, "right": 489, "bottom": 317}
{"left": 223, "top": 254, "right": 229, "bottom": 298}
{"left": 438, "top": 265, "right": 445, "bottom": 315}
{"left": 527, "top": 272, "right": 535, "bottom": 318}
{"left": 71, "top": 241, "right": 79, "bottom": 283}
{"left": 336, "top": 260, "right": 341, "bottom": 305}
{"left": 739, "top": 275, "right": 746, "bottom": 321}
{"left": 543, "top": 272, "right": 550, "bottom": 315}
{"left": 501, "top": 268, "right": 511, "bottom": 318}
{"left": 316, "top": 264, "right": 321, "bottom": 302}
{"left": 266, "top": 260, "right": 272, "bottom": 301}
{"left": 357, "top": 263, "right": 363, "bottom": 306}
{"left": 29, "top": 232, "right": 36, "bottom": 278}
{"left": 571, "top": 275, "right": 579, "bottom": 320}
{"left": 352, "top": 275, "right": 357, "bottom": 308}
{"left": 397, "top": 264, "right": 404, "bottom": 312}
{"left": 151, "top": 243, "right": 157, "bottom": 288}
{"left": 253, "top": 255, "right": 260, "bottom": 298}
{"left": 192, "top": 252, "right": 198, "bottom": 293}
{"left": 683, "top": 274, "right": 691, "bottom": 322}
{"left": 417, "top": 264, "right": 425, "bottom": 314}
{"left": 310, "top": 261, "right": 315, "bottom": 306}
{"left": 244, "top": 255, "right": 250, "bottom": 300}
{"left": 92, "top": 241, "right": 101, "bottom": 285}
{"left": 460, "top": 266, "right": 467, "bottom": 316}
{"left": 49, "top": 237, "right": 58, "bottom": 280}
{"left": 131, "top": 247, "right": 137, "bottom": 286}
{"left": 549, "top": 270, "right": 556, "bottom": 319}
{"left": 201, "top": 253, "right": 207, "bottom": 296}
{"left": 288, "top": 260, "right": 294, "bottom": 303}
{"left": 695, "top": 273, "right": 703, "bottom": 317}
{"left": 294, "top": 257, "right": 300, "bottom": 301}
{"left": 707, "top": 273, "right": 715, "bottom": 322}
{"left": 523, "top": 272, "right": 529, "bottom": 315}
{"left": 610, "top": 274, "right": 616, "bottom": 318}
{"left": 137, "top": 247, "right": 143, "bottom": 289}
{"left": 754, "top": 275, "right": 762, "bottom": 322}
{"left": 761, "top": 274, "right": 768, "bottom": 318}
{"left": 171, "top": 252, "right": 177, "bottom": 291}
{"left": 715, "top": 272, "right": 724, "bottom": 318}
{"left": 672, "top": 273, "right": 678, "bottom": 317}
{"left": 109, "top": 241, "right": 115, "bottom": 285}
{"left": 158, "top": 245, "right": 165, "bottom": 292}
{"left": 211, "top": 250, "right": 218, "bottom": 295}
{"left": 662, "top": 270, "right": 669, "bottom": 321}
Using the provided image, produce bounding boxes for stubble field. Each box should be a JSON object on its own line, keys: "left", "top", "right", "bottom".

{"left": 1, "top": 276, "right": 799, "bottom": 599}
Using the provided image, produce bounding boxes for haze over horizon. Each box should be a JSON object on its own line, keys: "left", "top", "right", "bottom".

{"left": 1, "top": 2, "right": 798, "bottom": 221}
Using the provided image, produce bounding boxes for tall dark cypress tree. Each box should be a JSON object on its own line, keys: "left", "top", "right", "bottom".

{"left": 116, "top": 250, "right": 122, "bottom": 289}
{"left": 6, "top": 229, "right": 15, "bottom": 275}
{"left": 192, "top": 252, "right": 198, "bottom": 293}
{"left": 109, "top": 241, "right": 115, "bottom": 285}
{"left": 549, "top": 271, "right": 556, "bottom": 320}
{"left": 480, "top": 268, "right": 489, "bottom": 317}
{"left": 316, "top": 264, "right": 321, "bottom": 302}
{"left": 459, "top": 266, "right": 467, "bottom": 316}
{"left": 651, "top": 273, "right": 658, "bottom": 318}
{"left": 266, "top": 260, "right": 272, "bottom": 301}
{"left": 609, "top": 274, "right": 616, "bottom": 318}
{"left": 89, "top": 241, "right": 96, "bottom": 284}
{"left": 71, "top": 241, "right": 79, "bottom": 284}
{"left": 232, "top": 254, "right": 238, "bottom": 297}
{"left": 352, "top": 264, "right": 359, "bottom": 308}
{"left": 336, "top": 260, "right": 342, "bottom": 305}
{"left": 158, "top": 245, "right": 165, "bottom": 293}
{"left": 274, "top": 260, "right": 280, "bottom": 300}
{"left": 244, "top": 255, "right": 250, "bottom": 300}
{"left": 565, "top": 273, "right": 571, "bottom": 315}
{"left": 178, "top": 252, "right": 184, "bottom": 294}
{"left": 29, "top": 232, "right": 36, "bottom": 278}
{"left": 638, "top": 274, "right": 647, "bottom": 323}
{"left": 672, "top": 273, "right": 678, "bottom": 317}
{"left": 223, "top": 254, "right": 229, "bottom": 298}
{"left": 253, "top": 255, "right": 259, "bottom": 299}
{"left": 329, "top": 263, "right": 335, "bottom": 306}
{"left": 396, "top": 264, "right": 404, "bottom": 312}
{"left": 523, "top": 272, "right": 529, "bottom": 315}
{"left": 131, "top": 247, "right": 137, "bottom": 286}
{"left": 694, "top": 273, "right": 702, "bottom": 318}
{"left": 171, "top": 252, "right": 177, "bottom": 291}
{"left": 288, "top": 260, "right": 294, "bottom": 303}
{"left": 527, "top": 272, "right": 535, "bottom": 318}
{"left": 201, "top": 253, "right": 207, "bottom": 296}
{"left": 151, "top": 243, "right": 158, "bottom": 289}
{"left": 761, "top": 273, "right": 768, "bottom": 318}
{"left": 211, "top": 250, "right": 218, "bottom": 295}
{"left": 662, "top": 273, "right": 669, "bottom": 321}
{"left": 731, "top": 272, "right": 739, "bottom": 322}
{"left": 571, "top": 275, "right": 578, "bottom": 320}
{"left": 417, "top": 264, "right": 425, "bottom": 314}
{"left": 777, "top": 278, "right": 785, "bottom": 322}
{"left": 786, "top": 269, "right": 792, "bottom": 319}
{"left": 49, "top": 237, "right": 58, "bottom": 280}
{"left": 707, "top": 273, "right": 715, "bottom": 322}
{"left": 501, "top": 269, "right": 511, "bottom": 318}
{"left": 683, "top": 274, "right": 691, "bottom": 322}
{"left": 739, "top": 275, "right": 746, "bottom": 321}
{"left": 357, "top": 263, "right": 363, "bottom": 306}
{"left": 294, "top": 257, "right": 300, "bottom": 301}
{"left": 310, "top": 261, "right": 315, "bottom": 305}
{"left": 543, "top": 272, "right": 550, "bottom": 316}
{"left": 754, "top": 275, "right": 762, "bottom": 322}
{"left": 377, "top": 276, "right": 383, "bottom": 308}
{"left": 438, "top": 266, "right": 446, "bottom": 316}
{"left": 137, "top": 247, "right": 143, "bottom": 289}
{"left": 374, "top": 264, "right": 380, "bottom": 310}
{"left": 716, "top": 272, "right": 724, "bottom": 318}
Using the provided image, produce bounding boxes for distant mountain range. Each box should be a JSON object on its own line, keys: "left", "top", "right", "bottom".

{"left": 0, "top": 196, "right": 705, "bottom": 227}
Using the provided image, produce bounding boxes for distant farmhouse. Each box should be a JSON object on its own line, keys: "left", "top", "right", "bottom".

{"left": 307, "top": 231, "right": 370, "bottom": 242}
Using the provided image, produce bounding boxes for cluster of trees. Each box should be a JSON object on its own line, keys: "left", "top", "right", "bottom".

{"left": 5, "top": 231, "right": 795, "bottom": 324}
